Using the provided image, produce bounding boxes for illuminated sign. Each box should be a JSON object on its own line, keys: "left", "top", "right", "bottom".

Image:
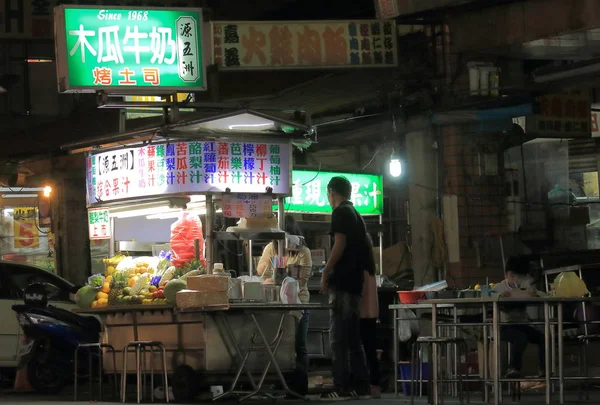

{"left": 54, "top": 6, "right": 206, "bottom": 92}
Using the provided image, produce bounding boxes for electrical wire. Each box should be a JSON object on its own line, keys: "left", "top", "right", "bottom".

{"left": 361, "top": 144, "right": 383, "bottom": 171}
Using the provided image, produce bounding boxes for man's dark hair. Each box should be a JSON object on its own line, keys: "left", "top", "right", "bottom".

{"left": 284, "top": 214, "right": 302, "bottom": 237}
{"left": 505, "top": 256, "right": 529, "bottom": 276}
{"left": 327, "top": 176, "right": 352, "bottom": 200}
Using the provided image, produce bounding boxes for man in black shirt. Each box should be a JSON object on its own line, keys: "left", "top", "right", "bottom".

{"left": 320, "top": 176, "right": 370, "bottom": 400}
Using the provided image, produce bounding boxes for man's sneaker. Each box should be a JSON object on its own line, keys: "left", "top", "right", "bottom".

{"left": 370, "top": 385, "right": 382, "bottom": 399}
{"left": 319, "top": 391, "right": 352, "bottom": 401}
{"left": 349, "top": 389, "right": 371, "bottom": 400}
{"left": 505, "top": 368, "right": 521, "bottom": 378}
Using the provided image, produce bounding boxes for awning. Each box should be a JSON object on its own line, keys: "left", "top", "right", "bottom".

{"left": 61, "top": 109, "right": 313, "bottom": 154}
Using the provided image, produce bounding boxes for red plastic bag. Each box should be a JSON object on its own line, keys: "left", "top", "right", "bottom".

{"left": 170, "top": 212, "right": 205, "bottom": 268}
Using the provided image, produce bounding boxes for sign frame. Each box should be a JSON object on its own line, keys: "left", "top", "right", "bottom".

{"left": 86, "top": 138, "right": 293, "bottom": 207}
{"left": 54, "top": 5, "right": 208, "bottom": 93}
{"left": 88, "top": 207, "right": 112, "bottom": 240}
{"left": 211, "top": 19, "right": 398, "bottom": 71}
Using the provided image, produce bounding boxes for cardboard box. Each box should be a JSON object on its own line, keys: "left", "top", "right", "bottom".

{"left": 555, "top": 225, "right": 588, "bottom": 251}
{"left": 570, "top": 206, "right": 591, "bottom": 225}
{"left": 477, "top": 340, "right": 540, "bottom": 378}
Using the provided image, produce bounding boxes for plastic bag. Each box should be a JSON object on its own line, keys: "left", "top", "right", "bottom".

{"left": 280, "top": 277, "right": 301, "bottom": 304}
{"left": 554, "top": 271, "right": 589, "bottom": 298}
{"left": 397, "top": 309, "right": 420, "bottom": 342}
{"left": 170, "top": 212, "right": 205, "bottom": 268}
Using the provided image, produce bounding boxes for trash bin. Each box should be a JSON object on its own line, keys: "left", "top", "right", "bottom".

{"left": 398, "top": 361, "right": 429, "bottom": 395}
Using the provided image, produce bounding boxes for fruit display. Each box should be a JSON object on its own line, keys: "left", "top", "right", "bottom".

{"left": 164, "top": 279, "right": 187, "bottom": 304}
{"left": 75, "top": 252, "right": 206, "bottom": 308}
{"left": 75, "top": 285, "right": 96, "bottom": 309}
{"left": 102, "top": 253, "right": 127, "bottom": 276}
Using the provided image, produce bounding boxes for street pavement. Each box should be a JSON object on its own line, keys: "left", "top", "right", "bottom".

{"left": 0, "top": 391, "right": 599, "bottom": 405}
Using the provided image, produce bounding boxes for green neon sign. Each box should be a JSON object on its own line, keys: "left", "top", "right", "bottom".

{"left": 55, "top": 6, "right": 205, "bottom": 92}
{"left": 280, "top": 170, "right": 383, "bottom": 215}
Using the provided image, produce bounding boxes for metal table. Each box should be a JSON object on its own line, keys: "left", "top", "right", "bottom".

{"left": 389, "top": 303, "right": 455, "bottom": 397}
{"left": 424, "top": 296, "right": 600, "bottom": 405}
{"left": 182, "top": 303, "right": 331, "bottom": 402}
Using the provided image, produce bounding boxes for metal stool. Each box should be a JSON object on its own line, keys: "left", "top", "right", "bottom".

{"left": 411, "top": 336, "right": 470, "bottom": 405}
{"left": 74, "top": 342, "right": 118, "bottom": 401}
{"left": 578, "top": 334, "right": 600, "bottom": 399}
{"left": 121, "top": 341, "right": 169, "bottom": 404}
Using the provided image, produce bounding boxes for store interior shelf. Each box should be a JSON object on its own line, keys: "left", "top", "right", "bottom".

{"left": 214, "top": 231, "right": 286, "bottom": 241}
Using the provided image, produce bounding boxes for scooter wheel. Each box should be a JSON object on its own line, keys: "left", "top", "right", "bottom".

{"left": 26, "top": 355, "right": 66, "bottom": 394}
{"left": 171, "top": 365, "right": 198, "bottom": 402}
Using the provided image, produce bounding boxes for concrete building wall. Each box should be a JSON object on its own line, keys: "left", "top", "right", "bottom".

{"left": 442, "top": 124, "right": 507, "bottom": 287}
{"left": 405, "top": 119, "right": 438, "bottom": 286}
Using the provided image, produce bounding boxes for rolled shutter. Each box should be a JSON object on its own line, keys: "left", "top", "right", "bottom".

{"left": 569, "top": 138, "right": 598, "bottom": 174}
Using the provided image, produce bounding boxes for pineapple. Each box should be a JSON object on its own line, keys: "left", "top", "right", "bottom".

{"left": 109, "top": 272, "right": 128, "bottom": 305}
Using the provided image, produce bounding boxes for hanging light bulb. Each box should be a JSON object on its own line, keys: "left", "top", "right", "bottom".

{"left": 389, "top": 148, "right": 402, "bottom": 178}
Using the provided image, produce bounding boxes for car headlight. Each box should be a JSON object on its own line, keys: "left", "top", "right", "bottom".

{"left": 27, "top": 313, "right": 69, "bottom": 327}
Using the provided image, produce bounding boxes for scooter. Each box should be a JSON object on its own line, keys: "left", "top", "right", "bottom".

{"left": 12, "top": 283, "right": 101, "bottom": 394}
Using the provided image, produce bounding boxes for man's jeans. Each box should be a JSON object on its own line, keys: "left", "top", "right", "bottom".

{"left": 329, "top": 291, "right": 369, "bottom": 392}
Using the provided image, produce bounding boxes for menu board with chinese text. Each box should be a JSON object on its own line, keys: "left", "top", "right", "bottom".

{"left": 86, "top": 140, "right": 291, "bottom": 205}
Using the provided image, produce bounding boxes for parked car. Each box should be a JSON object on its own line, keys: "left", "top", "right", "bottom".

{"left": 0, "top": 261, "right": 78, "bottom": 368}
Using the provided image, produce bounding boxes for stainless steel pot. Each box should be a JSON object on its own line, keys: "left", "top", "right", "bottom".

{"left": 262, "top": 284, "right": 280, "bottom": 303}
{"left": 228, "top": 278, "right": 242, "bottom": 300}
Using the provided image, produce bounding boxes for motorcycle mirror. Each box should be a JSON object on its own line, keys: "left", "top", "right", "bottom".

{"left": 23, "top": 283, "right": 59, "bottom": 306}
{"left": 24, "top": 283, "right": 49, "bottom": 307}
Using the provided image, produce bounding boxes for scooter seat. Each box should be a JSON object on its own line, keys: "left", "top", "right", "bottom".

{"left": 46, "top": 306, "right": 101, "bottom": 334}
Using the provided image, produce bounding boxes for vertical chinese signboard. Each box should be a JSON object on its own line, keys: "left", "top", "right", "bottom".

{"left": 86, "top": 140, "right": 291, "bottom": 205}
{"left": 13, "top": 207, "right": 40, "bottom": 249}
{"left": 375, "top": 0, "right": 400, "bottom": 19}
{"left": 212, "top": 20, "right": 397, "bottom": 70}
{"left": 282, "top": 170, "right": 383, "bottom": 215}
{"left": 54, "top": 6, "right": 206, "bottom": 92}
{"left": 88, "top": 208, "right": 111, "bottom": 239}
{"left": 527, "top": 89, "right": 591, "bottom": 137}
{"left": 221, "top": 194, "right": 273, "bottom": 218}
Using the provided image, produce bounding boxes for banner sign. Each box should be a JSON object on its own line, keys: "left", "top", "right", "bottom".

{"left": 86, "top": 140, "right": 291, "bottom": 205}
{"left": 13, "top": 207, "right": 40, "bottom": 249}
{"left": 88, "top": 208, "right": 111, "bottom": 240}
{"left": 212, "top": 20, "right": 397, "bottom": 70}
{"left": 54, "top": 6, "right": 206, "bottom": 92}
{"left": 527, "top": 89, "right": 591, "bottom": 137}
{"left": 281, "top": 170, "right": 383, "bottom": 215}
{"left": 221, "top": 193, "right": 273, "bottom": 218}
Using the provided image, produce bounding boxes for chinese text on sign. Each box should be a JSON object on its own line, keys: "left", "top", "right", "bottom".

{"left": 86, "top": 140, "right": 291, "bottom": 205}
{"left": 282, "top": 170, "right": 383, "bottom": 215}
{"left": 527, "top": 90, "right": 591, "bottom": 137}
{"left": 221, "top": 193, "right": 273, "bottom": 218}
{"left": 54, "top": 6, "right": 205, "bottom": 92}
{"left": 88, "top": 208, "right": 111, "bottom": 240}
{"left": 212, "top": 20, "right": 397, "bottom": 69}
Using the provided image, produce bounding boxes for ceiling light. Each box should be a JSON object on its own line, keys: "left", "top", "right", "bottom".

{"left": 2, "top": 194, "right": 38, "bottom": 198}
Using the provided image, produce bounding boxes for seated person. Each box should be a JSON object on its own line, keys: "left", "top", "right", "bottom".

{"left": 494, "top": 256, "right": 546, "bottom": 378}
